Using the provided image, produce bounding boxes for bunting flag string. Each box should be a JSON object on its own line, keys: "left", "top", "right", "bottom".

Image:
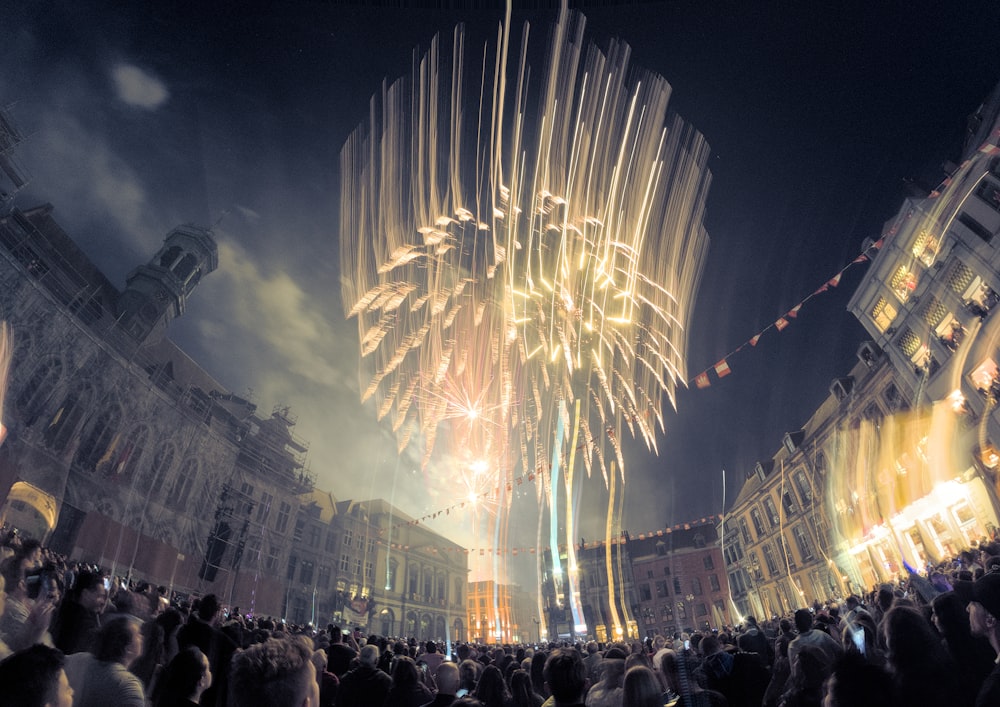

{"left": 377, "top": 515, "right": 720, "bottom": 556}
{"left": 688, "top": 237, "right": 883, "bottom": 389}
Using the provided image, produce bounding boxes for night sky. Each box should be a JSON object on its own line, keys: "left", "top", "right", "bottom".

{"left": 3, "top": 1, "right": 1000, "bottom": 561}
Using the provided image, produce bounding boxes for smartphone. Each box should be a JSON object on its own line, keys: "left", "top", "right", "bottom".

{"left": 851, "top": 626, "right": 865, "bottom": 656}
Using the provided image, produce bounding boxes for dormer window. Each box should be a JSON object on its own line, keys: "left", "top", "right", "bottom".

{"left": 830, "top": 377, "right": 854, "bottom": 402}
{"left": 857, "top": 341, "right": 881, "bottom": 368}
{"left": 783, "top": 430, "right": 805, "bottom": 454}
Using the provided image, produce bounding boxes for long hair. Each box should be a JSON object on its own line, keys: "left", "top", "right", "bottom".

{"left": 622, "top": 665, "right": 662, "bottom": 707}
{"left": 475, "top": 664, "right": 512, "bottom": 707}
{"left": 510, "top": 669, "right": 541, "bottom": 707}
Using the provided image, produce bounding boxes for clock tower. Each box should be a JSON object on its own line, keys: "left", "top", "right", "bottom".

{"left": 117, "top": 223, "right": 218, "bottom": 342}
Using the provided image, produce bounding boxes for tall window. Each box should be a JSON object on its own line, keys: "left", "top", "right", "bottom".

{"left": 793, "top": 526, "right": 815, "bottom": 562}
{"left": 318, "top": 565, "right": 331, "bottom": 589}
{"left": 73, "top": 406, "right": 122, "bottom": 472}
{"left": 343, "top": 529, "right": 354, "bottom": 547}
{"left": 692, "top": 578, "right": 702, "bottom": 595}
{"left": 275, "top": 502, "right": 291, "bottom": 533}
{"left": 340, "top": 554, "right": 350, "bottom": 572}
{"left": 750, "top": 508, "right": 766, "bottom": 536}
{"left": 300, "top": 561, "right": 314, "bottom": 585}
{"left": 16, "top": 358, "right": 62, "bottom": 420}
{"left": 43, "top": 385, "right": 92, "bottom": 453}
{"left": 167, "top": 458, "right": 198, "bottom": 508}
{"left": 762, "top": 544, "right": 780, "bottom": 576}
{"left": 114, "top": 426, "right": 149, "bottom": 481}
{"left": 147, "top": 442, "right": 176, "bottom": 497}
{"left": 386, "top": 559, "right": 397, "bottom": 592}
{"left": 257, "top": 493, "right": 273, "bottom": 523}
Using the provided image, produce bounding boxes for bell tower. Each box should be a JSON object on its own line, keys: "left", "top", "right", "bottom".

{"left": 117, "top": 223, "right": 219, "bottom": 342}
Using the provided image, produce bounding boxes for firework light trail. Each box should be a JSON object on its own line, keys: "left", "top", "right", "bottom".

{"left": 340, "top": 7, "right": 711, "bottom": 636}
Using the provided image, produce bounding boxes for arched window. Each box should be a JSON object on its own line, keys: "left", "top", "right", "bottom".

{"left": 146, "top": 442, "right": 176, "bottom": 497}
{"left": 43, "top": 385, "right": 93, "bottom": 453}
{"left": 159, "top": 245, "right": 182, "bottom": 269}
{"left": 105, "top": 425, "right": 149, "bottom": 481}
{"left": 380, "top": 608, "right": 395, "bottom": 636}
{"left": 16, "top": 358, "right": 62, "bottom": 422}
{"left": 167, "top": 458, "right": 199, "bottom": 508}
{"left": 406, "top": 611, "right": 418, "bottom": 636}
{"left": 408, "top": 565, "right": 419, "bottom": 595}
{"left": 73, "top": 406, "right": 122, "bottom": 472}
{"left": 420, "top": 613, "right": 432, "bottom": 639}
{"left": 423, "top": 571, "right": 432, "bottom": 599}
{"left": 435, "top": 616, "right": 446, "bottom": 640}
{"left": 452, "top": 618, "right": 465, "bottom": 642}
{"left": 173, "top": 253, "right": 197, "bottom": 280}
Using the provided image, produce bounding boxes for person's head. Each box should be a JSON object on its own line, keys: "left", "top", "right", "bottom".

{"left": 425, "top": 639, "right": 437, "bottom": 654}
{"left": 779, "top": 618, "right": 793, "bottom": 634}
{"left": 359, "top": 643, "right": 380, "bottom": 667}
{"left": 794, "top": 608, "right": 814, "bottom": 633}
{"left": 435, "top": 661, "right": 460, "bottom": 695}
{"left": 152, "top": 647, "right": 211, "bottom": 707}
{"left": 198, "top": 594, "right": 221, "bottom": 623}
{"left": 658, "top": 649, "right": 697, "bottom": 696}
{"left": 94, "top": 616, "right": 143, "bottom": 666}
{"left": 543, "top": 648, "right": 586, "bottom": 705}
{"left": 880, "top": 605, "right": 950, "bottom": 674}
{"left": 228, "top": 635, "right": 318, "bottom": 707}
{"left": 622, "top": 665, "right": 662, "bottom": 707}
{"left": 699, "top": 634, "right": 721, "bottom": 656}
{"left": 0, "top": 557, "right": 24, "bottom": 600}
{"left": 391, "top": 655, "right": 420, "bottom": 689}
{"left": 822, "top": 652, "right": 891, "bottom": 707}
{"left": 0, "top": 644, "right": 73, "bottom": 707}
{"left": 476, "top": 663, "right": 511, "bottom": 703}
{"left": 954, "top": 573, "right": 1000, "bottom": 641}
{"left": 459, "top": 658, "right": 480, "bottom": 689}
{"left": 75, "top": 570, "right": 108, "bottom": 613}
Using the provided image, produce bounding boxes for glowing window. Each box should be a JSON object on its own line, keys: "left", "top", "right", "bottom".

{"left": 896, "top": 328, "right": 921, "bottom": 359}
{"left": 870, "top": 297, "right": 897, "bottom": 332}
{"left": 911, "top": 229, "right": 939, "bottom": 267}
{"left": 947, "top": 260, "right": 974, "bottom": 295}
{"left": 889, "top": 265, "right": 918, "bottom": 302}
{"left": 919, "top": 296, "right": 946, "bottom": 327}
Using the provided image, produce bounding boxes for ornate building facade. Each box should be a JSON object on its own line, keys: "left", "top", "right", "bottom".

{"left": 0, "top": 203, "right": 313, "bottom": 614}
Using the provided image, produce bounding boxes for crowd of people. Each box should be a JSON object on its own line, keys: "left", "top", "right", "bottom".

{"left": 0, "top": 528, "right": 999, "bottom": 707}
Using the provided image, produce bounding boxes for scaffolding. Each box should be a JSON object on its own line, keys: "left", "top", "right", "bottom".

{"left": 0, "top": 107, "right": 30, "bottom": 201}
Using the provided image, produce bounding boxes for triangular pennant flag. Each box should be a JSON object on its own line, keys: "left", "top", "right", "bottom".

{"left": 695, "top": 372, "right": 710, "bottom": 389}
{"left": 775, "top": 317, "right": 789, "bottom": 331}
{"left": 828, "top": 273, "right": 842, "bottom": 288}
{"left": 749, "top": 333, "right": 761, "bottom": 347}
{"left": 852, "top": 254, "right": 868, "bottom": 264}
{"left": 714, "top": 359, "right": 731, "bottom": 378}
{"left": 786, "top": 304, "right": 802, "bottom": 319}
{"left": 813, "top": 284, "right": 829, "bottom": 295}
